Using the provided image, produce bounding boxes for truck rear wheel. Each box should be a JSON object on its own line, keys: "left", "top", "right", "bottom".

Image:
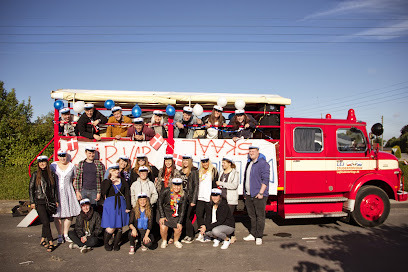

{"left": 351, "top": 185, "right": 390, "bottom": 227}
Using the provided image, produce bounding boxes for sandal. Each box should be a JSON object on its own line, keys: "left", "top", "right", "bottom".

{"left": 40, "top": 241, "right": 47, "bottom": 247}
{"left": 46, "top": 244, "right": 56, "bottom": 252}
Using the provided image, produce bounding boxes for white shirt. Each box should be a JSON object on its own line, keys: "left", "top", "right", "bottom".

{"left": 198, "top": 171, "right": 212, "bottom": 202}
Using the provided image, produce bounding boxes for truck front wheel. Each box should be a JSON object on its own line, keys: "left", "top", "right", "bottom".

{"left": 351, "top": 185, "right": 390, "bottom": 227}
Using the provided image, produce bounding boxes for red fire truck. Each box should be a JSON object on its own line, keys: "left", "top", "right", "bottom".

{"left": 38, "top": 89, "right": 407, "bottom": 228}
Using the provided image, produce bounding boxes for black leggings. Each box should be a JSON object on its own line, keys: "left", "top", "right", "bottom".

{"left": 68, "top": 230, "right": 101, "bottom": 247}
{"left": 128, "top": 228, "right": 153, "bottom": 247}
{"left": 36, "top": 199, "right": 53, "bottom": 241}
{"left": 196, "top": 200, "right": 211, "bottom": 228}
{"left": 185, "top": 203, "right": 196, "bottom": 238}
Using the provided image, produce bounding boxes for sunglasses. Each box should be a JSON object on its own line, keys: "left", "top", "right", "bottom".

{"left": 58, "top": 154, "right": 67, "bottom": 157}
{"left": 211, "top": 193, "right": 221, "bottom": 196}
{"left": 38, "top": 159, "right": 48, "bottom": 162}
{"left": 201, "top": 159, "right": 209, "bottom": 163}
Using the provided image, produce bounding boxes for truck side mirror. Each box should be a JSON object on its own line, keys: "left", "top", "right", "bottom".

{"left": 371, "top": 123, "right": 383, "bottom": 136}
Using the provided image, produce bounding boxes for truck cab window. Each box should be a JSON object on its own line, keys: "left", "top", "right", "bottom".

{"left": 294, "top": 127, "right": 323, "bottom": 153}
{"left": 337, "top": 128, "right": 366, "bottom": 152}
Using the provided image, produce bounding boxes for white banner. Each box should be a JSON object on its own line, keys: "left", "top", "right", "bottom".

{"left": 173, "top": 139, "right": 278, "bottom": 195}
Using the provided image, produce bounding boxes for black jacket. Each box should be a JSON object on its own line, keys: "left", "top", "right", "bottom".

{"left": 129, "top": 209, "right": 153, "bottom": 230}
{"left": 77, "top": 110, "right": 108, "bottom": 139}
{"left": 74, "top": 208, "right": 103, "bottom": 238}
{"left": 205, "top": 198, "right": 235, "bottom": 231}
{"left": 230, "top": 113, "right": 257, "bottom": 139}
{"left": 158, "top": 187, "right": 187, "bottom": 224}
{"left": 29, "top": 170, "right": 58, "bottom": 205}
{"left": 101, "top": 178, "right": 131, "bottom": 210}
{"left": 185, "top": 168, "right": 199, "bottom": 204}
{"left": 129, "top": 166, "right": 159, "bottom": 186}
{"left": 202, "top": 114, "right": 226, "bottom": 139}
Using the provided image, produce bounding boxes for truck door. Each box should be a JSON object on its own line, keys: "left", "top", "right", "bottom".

{"left": 286, "top": 125, "right": 333, "bottom": 194}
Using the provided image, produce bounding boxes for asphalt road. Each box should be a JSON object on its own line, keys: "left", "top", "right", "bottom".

{"left": 1, "top": 202, "right": 407, "bottom": 272}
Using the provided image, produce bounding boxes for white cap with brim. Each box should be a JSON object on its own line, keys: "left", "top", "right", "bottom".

{"left": 183, "top": 106, "right": 193, "bottom": 113}
{"left": 138, "top": 166, "right": 149, "bottom": 172}
{"left": 60, "top": 107, "right": 70, "bottom": 114}
{"left": 213, "top": 105, "right": 223, "bottom": 112}
{"left": 235, "top": 109, "right": 245, "bottom": 114}
{"left": 133, "top": 117, "right": 144, "bottom": 123}
{"left": 136, "top": 153, "right": 146, "bottom": 158}
{"left": 108, "top": 163, "right": 120, "bottom": 170}
{"left": 137, "top": 193, "right": 148, "bottom": 198}
{"left": 248, "top": 144, "right": 260, "bottom": 150}
{"left": 164, "top": 154, "right": 174, "bottom": 159}
{"left": 37, "top": 155, "right": 48, "bottom": 161}
{"left": 222, "top": 156, "right": 234, "bottom": 163}
{"left": 201, "top": 155, "right": 209, "bottom": 161}
{"left": 111, "top": 106, "right": 122, "bottom": 113}
{"left": 182, "top": 154, "right": 192, "bottom": 159}
{"left": 85, "top": 145, "right": 96, "bottom": 152}
{"left": 153, "top": 110, "right": 163, "bottom": 115}
{"left": 211, "top": 188, "right": 222, "bottom": 195}
{"left": 119, "top": 155, "right": 129, "bottom": 160}
{"left": 84, "top": 103, "right": 94, "bottom": 109}
{"left": 172, "top": 178, "right": 183, "bottom": 185}
{"left": 80, "top": 198, "right": 91, "bottom": 205}
{"left": 57, "top": 149, "right": 67, "bottom": 156}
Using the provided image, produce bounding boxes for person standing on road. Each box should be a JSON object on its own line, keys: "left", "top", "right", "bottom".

{"left": 29, "top": 155, "right": 58, "bottom": 252}
{"left": 51, "top": 149, "right": 81, "bottom": 244}
{"left": 68, "top": 198, "right": 103, "bottom": 253}
{"left": 77, "top": 103, "right": 108, "bottom": 141}
{"left": 129, "top": 153, "right": 159, "bottom": 186}
{"left": 243, "top": 145, "right": 270, "bottom": 245}
{"left": 73, "top": 145, "right": 105, "bottom": 209}
{"left": 130, "top": 166, "right": 158, "bottom": 208}
{"left": 155, "top": 154, "right": 180, "bottom": 193}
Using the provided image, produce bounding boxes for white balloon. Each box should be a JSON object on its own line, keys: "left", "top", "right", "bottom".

{"left": 73, "top": 101, "right": 85, "bottom": 113}
{"left": 217, "top": 97, "right": 228, "bottom": 107}
{"left": 235, "top": 99, "right": 246, "bottom": 110}
{"left": 193, "top": 104, "right": 204, "bottom": 116}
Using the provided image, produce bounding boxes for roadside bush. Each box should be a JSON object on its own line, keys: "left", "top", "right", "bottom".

{"left": 392, "top": 145, "right": 402, "bottom": 159}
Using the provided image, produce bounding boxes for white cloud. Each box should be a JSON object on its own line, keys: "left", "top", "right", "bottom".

{"left": 351, "top": 19, "right": 408, "bottom": 40}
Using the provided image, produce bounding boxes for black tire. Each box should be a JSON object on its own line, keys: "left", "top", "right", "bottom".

{"left": 351, "top": 185, "right": 390, "bottom": 227}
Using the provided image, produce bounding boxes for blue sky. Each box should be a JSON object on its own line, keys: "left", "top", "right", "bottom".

{"left": 1, "top": 0, "right": 407, "bottom": 140}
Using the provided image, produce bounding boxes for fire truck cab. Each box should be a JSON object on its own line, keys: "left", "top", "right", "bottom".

{"left": 45, "top": 89, "right": 407, "bottom": 228}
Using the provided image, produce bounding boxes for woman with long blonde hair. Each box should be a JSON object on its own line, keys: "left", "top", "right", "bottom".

{"left": 128, "top": 193, "right": 154, "bottom": 254}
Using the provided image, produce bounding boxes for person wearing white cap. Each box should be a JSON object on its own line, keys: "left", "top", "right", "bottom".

{"left": 128, "top": 193, "right": 154, "bottom": 254}
{"left": 130, "top": 166, "right": 158, "bottom": 208}
{"left": 106, "top": 106, "right": 132, "bottom": 140}
{"left": 229, "top": 109, "right": 257, "bottom": 142}
{"left": 101, "top": 163, "right": 131, "bottom": 251}
{"left": 51, "top": 150, "right": 81, "bottom": 244}
{"left": 73, "top": 146, "right": 105, "bottom": 207}
{"left": 173, "top": 106, "right": 203, "bottom": 139}
{"left": 195, "top": 156, "right": 219, "bottom": 242}
{"left": 130, "top": 153, "right": 159, "bottom": 186}
{"left": 59, "top": 108, "right": 77, "bottom": 136}
{"left": 199, "top": 188, "right": 235, "bottom": 249}
{"left": 158, "top": 178, "right": 187, "bottom": 249}
{"left": 243, "top": 145, "right": 270, "bottom": 245}
{"left": 29, "top": 155, "right": 58, "bottom": 252}
{"left": 149, "top": 110, "right": 168, "bottom": 138}
{"left": 202, "top": 105, "right": 227, "bottom": 139}
{"left": 67, "top": 198, "right": 103, "bottom": 253}
{"left": 216, "top": 156, "right": 239, "bottom": 243}
{"left": 127, "top": 117, "right": 156, "bottom": 141}
{"left": 77, "top": 103, "right": 108, "bottom": 140}
{"left": 156, "top": 154, "right": 180, "bottom": 193}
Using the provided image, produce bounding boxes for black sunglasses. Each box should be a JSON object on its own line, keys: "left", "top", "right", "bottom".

{"left": 201, "top": 159, "right": 209, "bottom": 163}
{"left": 58, "top": 154, "right": 67, "bottom": 157}
{"left": 38, "top": 159, "right": 48, "bottom": 162}
{"left": 211, "top": 193, "right": 221, "bottom": 196}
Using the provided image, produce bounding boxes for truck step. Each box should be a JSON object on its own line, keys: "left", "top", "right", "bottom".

{"left": 285, "top": 212, "right": 348, "bottom": 219}
{"left": 284, "top": 197, "right": 348, "bottom": 204}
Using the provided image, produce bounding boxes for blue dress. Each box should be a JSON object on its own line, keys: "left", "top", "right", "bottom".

{"left": 101, "top": 182, "right": 129, "bottom": 228}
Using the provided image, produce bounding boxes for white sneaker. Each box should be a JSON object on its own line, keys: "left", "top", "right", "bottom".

{"left": 213, "top": 240, "right": 220, "bottom": 247}
{"left": 80, "top": 245, "right": 91, "bottom": 253}
{"left": 256, "top": 238, "right": 263, "bottom": 245}
{"left": 181, "top": 236, "right": 193, "bottom": 243}
{"left": 141, "top": 245, "right": 147, "bottom": 251}
{"left": 69, "top": 243, "right": 79, "bottom": 249}
{"left": 221, "top": 240, "right": 230, "bottom": 249}
{"left": 196, "top": 234, "right": 204, "bottom": 242}
{"left": 174, "top": 241, "right": 183, "bottom": 248}
{"left": 243, "top": 234, "right": 255, "bottom": 241}
{"left": 64, "top": 235, "right": 73, "bottom": 243}
{"left": 160, "top": 240, "right": 167, "bottom": 249}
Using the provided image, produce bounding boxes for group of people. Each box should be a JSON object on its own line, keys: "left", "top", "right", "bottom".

{"left": 59, "top": 104, "right": 257, "bottom": 141}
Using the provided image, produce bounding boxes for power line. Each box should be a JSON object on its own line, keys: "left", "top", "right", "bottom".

{"left": 1, "top": 41, "right": 407, "bottom": 44}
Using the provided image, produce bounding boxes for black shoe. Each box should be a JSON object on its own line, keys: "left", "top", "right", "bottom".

{"left": 113, "top": 230, "right": 122, "bottom": 251}
{"left": 104, "top": 232, "right": 113, "bottom": 251}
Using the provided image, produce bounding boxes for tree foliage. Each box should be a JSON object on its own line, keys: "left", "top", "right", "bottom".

{"left": 385, "top": 124, "right": 408, "bottom": 153}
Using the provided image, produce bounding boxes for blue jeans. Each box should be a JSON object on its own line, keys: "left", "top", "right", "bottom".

{"left": 81, "top": 189, "right": 97, "bottom": 205}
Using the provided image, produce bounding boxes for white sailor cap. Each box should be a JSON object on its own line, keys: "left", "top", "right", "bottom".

{"left": 108, "top": 163, "right": 120, "bottom": 170}
{"left": 200, "top": 155, "right": 210, "bottom": 162}
{"left": 172, "top": 178, "right": 183, "bottom": 185}
{"left": 211, "top": 188, "right": 222, "bottom": 195}
{"left": 37, "top": 155, "right": 48, "bottom": 162}
{"left": 213, "top": 105, "right": 223, "bottom": 112}
{"left": 132, "top": 117, "right": 144, "bottom": 124}
{"left": 222, "top": 156, "right": 234, "bottom": 163}
{"left": 248, "top": 144, "right": 260, "bottom": 150}
{"left": 138, "top": 166, "right": 149, "bottom": 172}
{"left": 60, "top": 107, "right": 70, "bottom": 114}
{"left": 80, "top": 198, "right": 91, "bottom": 205}
{"left": 137, "top": 193, "right": 148, "bottom": 198}
{"left": 153, "top": 110, "right": 164, "bottom": 116}
{"left": 84, "top": 103, "right": 94, "bottom": 109}
{"left": 182, "top": 154, "right": 192, "bottom": 159}
{"left": 57, "top": 149, "right": 67, "bottom": 156}
{"left": 164, "top": 154, "right": 174, "bottom": 159}
{"left": 85, "top": 145, "right": 96, "bottom": 152}
{"left": 119, "top": 155, "right": 129, "bottom": 161}
{"left": 136, "top": 153, "right": 146, "bottom": 158}
{"left": 235, "top": 109, "right": 245, "bottom": 115}
{"left": 111, "top": 106, "right": 122, "bottom": 113}
{"left": 183, "top": 106, "right": 193, "bottom": 113}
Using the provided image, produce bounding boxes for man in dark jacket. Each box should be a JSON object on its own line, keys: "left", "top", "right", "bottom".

{"left": 77, "top": 103, "right": 108, "bottom": 140}
{"left": 243, "top": 145, "right": 270, "bottom": 245}
{"left": 68, "top": 198, "right": 102, "bottom": 253}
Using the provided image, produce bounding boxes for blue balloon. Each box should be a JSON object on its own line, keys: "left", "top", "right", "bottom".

{"left": 54, "top": 100, "right": 64, "bottom": 110}
{"left": 228, "top": 113, "right": 235, "bottom": 120}
{"left": 104, "top": 99, "right": 115, "bottom": 110}
{"left": 166, "top": 105, "right": 175, "bottom": 116}
{"left": 132, "top": 105, "right": 142, "bottom": 118}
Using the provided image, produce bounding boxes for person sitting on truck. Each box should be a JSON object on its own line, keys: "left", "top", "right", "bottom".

{"left": 127, "top": 117, "right": 155, "bottom": 141}
{"left": 149, "top": 110, "right": 167, "bottom": 138}
{"left": 59, "top": 107, "right": 77, "bottom": 136}
{"left": 77, "top": 104, "right": 108, "bottom": 141}
{"left": 229, "top": 109, "right": 257, "bottom": 142}
{"left": 174, "top": 106, "right": 203, "bottom": 139}
{"left": 202, "top": 105, "right": 227, "bottom": 139}
{"left": 106, "top": 106, "right": 132, "bottom": 140}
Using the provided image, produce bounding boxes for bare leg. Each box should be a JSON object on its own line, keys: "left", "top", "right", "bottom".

{"left": 160, "top": 225, "right": 169, "bottom": 241}
{"left": 54, "top": 218, "right": 62, "bottom": 236}
{"left": 173, "top": 227, "right": 182, "bottom": 242}
{"left": 63, "top": 217, "right": 72, "bottom": 236}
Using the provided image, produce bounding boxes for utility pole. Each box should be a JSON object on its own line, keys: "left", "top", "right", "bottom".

{"left": 381, "top": 115, "right": 384, "bottom": 151}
